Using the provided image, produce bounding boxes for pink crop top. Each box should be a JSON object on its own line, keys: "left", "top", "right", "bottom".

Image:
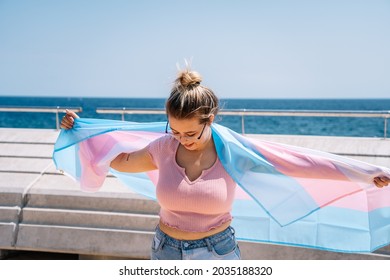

{"left": 147, "top": 135, "right": 236, "bottom": 232}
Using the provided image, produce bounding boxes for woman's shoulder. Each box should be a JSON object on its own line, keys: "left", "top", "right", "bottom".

{"left": 152, "top": 134, "right": 176, "bottom": 145}
{"left": 148, "top": 134, "right": 178, "bottom": 154}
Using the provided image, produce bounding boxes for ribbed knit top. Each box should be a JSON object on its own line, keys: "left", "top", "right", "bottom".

{"left": 147, "top": 135, "right": 236, "bottom": 232}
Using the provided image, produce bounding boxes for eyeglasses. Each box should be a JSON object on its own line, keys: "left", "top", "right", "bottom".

{"left": 165, "top": 121, "right": 207, "bottom": 141}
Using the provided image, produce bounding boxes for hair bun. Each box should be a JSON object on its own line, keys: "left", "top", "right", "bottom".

{"left": 177, "top": 69, "right": 202, "bottom": 88}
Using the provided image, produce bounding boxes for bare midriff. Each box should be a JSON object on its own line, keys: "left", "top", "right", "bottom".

{"left": 159, "top": 220, "right": 231, "bottom": 240}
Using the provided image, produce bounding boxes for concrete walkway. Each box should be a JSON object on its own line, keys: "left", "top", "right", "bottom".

{"left": 0, "top": 128, "right": 389, "bottom": 260}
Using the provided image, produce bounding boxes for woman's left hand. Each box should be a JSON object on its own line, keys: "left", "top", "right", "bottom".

{"left": 373, "top": 176, "right": 390, "bottom": 188}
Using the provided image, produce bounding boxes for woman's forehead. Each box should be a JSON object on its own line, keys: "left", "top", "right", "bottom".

{"left": 168, "top": 116, "right": 201, "bottom": 131}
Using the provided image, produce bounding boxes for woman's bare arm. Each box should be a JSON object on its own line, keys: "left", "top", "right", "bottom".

{"left": 110, "top": 146, "right": 157, "bottom": 173}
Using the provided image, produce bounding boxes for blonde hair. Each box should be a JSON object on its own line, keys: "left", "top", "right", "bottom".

{"left": 166, "top": 67, "right": 219, "bottom": 124}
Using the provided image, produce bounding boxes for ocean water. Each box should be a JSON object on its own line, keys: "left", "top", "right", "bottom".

{"left": 1, "top": 96, "right": 389, "bottom": 137}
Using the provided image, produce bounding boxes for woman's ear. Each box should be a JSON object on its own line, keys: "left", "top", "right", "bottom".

{"left": 208, "top": 114, "right": 215, "bottom": 124}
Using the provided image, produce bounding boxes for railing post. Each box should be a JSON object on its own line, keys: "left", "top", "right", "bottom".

{"left": 384, "top": 116, "right": 388, "bottom": 140}
{"left": 122, "top": 108, "right": 125, "bottom": 121}
{"left": 56, "top": 106, "right": 60, "bottom": 130}
{"left": 241, "top": 112, "right": 245, "bottom": 134}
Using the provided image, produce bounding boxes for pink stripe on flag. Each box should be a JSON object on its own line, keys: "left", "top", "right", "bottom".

{"left": 250, "top": 140, "right": 370, "bottom": 207}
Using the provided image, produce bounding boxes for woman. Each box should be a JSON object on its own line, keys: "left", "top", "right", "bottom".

{"left": 61, "top": 68, "right": 241, "bottom": 260}
{"left": 60, "top": 67, "right": 390, "bottom": 259}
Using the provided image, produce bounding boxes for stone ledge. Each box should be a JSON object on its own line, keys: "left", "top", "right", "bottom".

{"left": 0, "top": 206, "right": 19, "bottom": 223}
{"left": 0, "top": 222, "right": 15, "bottom": 248}
{"left": 21, "top": 207, "right": 159, "bottom": 231}
{"left": 15, "top": 224, "right": 154, "bottom": 259}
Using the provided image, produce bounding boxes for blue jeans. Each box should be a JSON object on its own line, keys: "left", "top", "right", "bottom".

{"left": 150, "top": 225, "right": 241, "bottom": 260}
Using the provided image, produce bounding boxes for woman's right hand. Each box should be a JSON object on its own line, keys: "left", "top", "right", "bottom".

{"left": 60, "top": 109, "right": 79, "bottom": 129}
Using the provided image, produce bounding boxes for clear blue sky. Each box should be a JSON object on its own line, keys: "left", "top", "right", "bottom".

{"left": 0, "top": 0, "right": 389, "bottom": 99}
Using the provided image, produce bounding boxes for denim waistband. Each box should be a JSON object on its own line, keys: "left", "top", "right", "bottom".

{"left": 155, "top": 225, "right": 235, "bottom": 250}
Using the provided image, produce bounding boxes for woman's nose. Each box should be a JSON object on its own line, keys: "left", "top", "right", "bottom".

{"left": 178, "top": 135, "right": 189, "bottom": 143}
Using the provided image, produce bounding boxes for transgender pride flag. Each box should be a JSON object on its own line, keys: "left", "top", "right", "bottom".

{"left": 53, "top": 118, "right": 390, "bottom": 253}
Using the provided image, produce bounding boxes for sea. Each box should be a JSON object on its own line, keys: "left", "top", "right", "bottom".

{"left": 1, "top": 96, "right": 390, "bottom": 137}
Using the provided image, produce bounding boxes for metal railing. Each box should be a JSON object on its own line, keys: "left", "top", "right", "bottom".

{"left": 1, "top": 106, "right": 389, "bottom": 138}
{"left": 0, "top": 106, "right": 82, "bottom": 130}
{"left": 96, "top": 108, "right": 390, "bottom": 139}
